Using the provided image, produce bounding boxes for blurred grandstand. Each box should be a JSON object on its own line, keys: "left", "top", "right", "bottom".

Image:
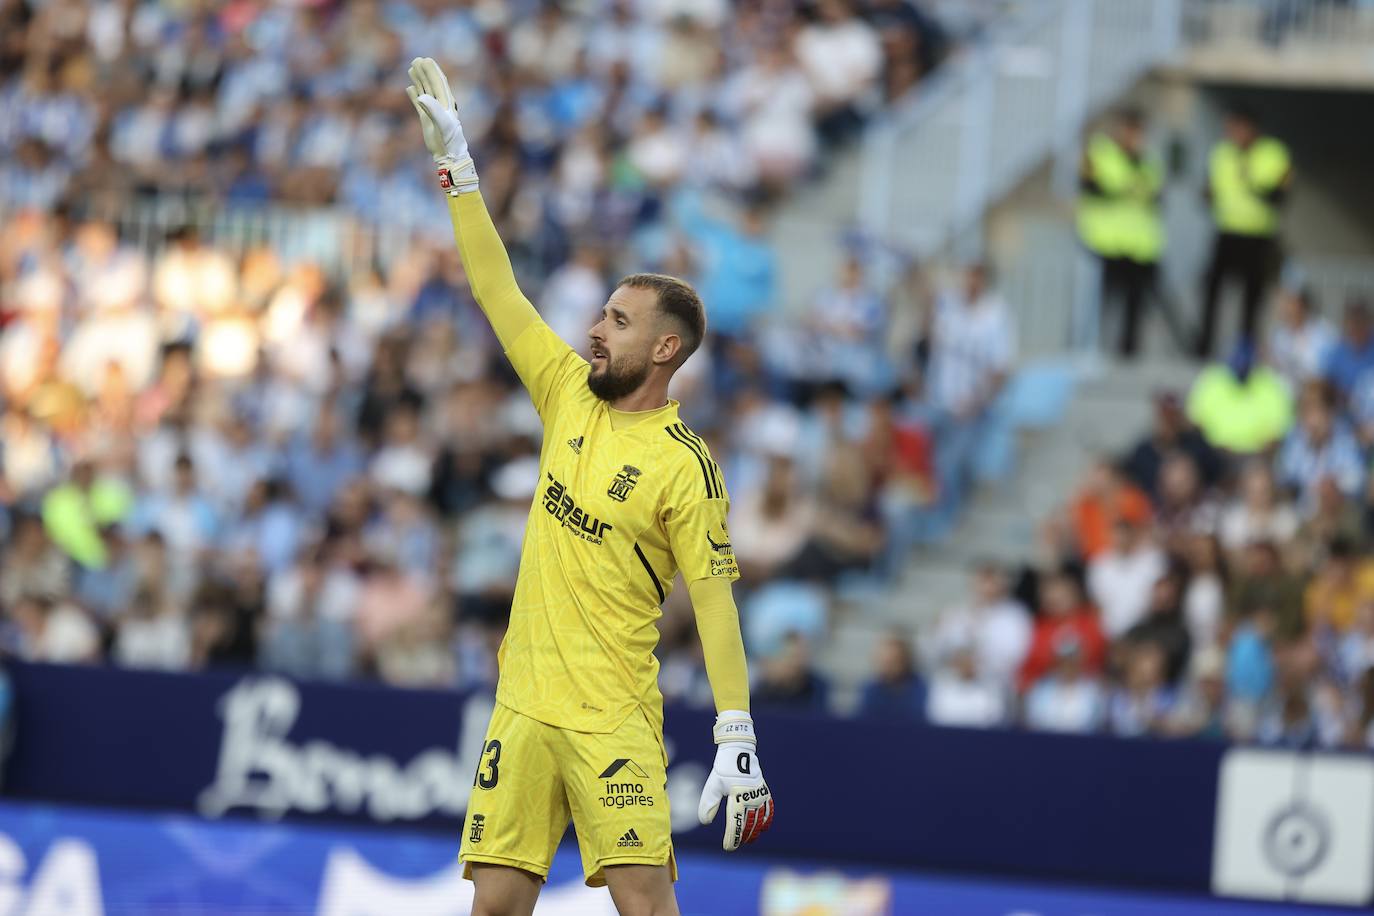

{"left": 3, "top": 0, "right": 1374, "bottom": 912}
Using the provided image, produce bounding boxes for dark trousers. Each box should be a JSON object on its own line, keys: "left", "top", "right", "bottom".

{"left": 1100, "top": 257, "right": 1157, "bottom": 357}
{"left": 1197, "top": 232, "right": 1277, "bottom": 358}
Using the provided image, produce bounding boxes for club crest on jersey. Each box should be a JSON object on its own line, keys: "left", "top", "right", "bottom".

{"left": 608, "top": 465, "right": 642, "bottom": 502}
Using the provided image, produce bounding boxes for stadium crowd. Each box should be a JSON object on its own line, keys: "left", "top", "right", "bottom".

{"left": 3, "top": 0, "right": 1372, "bottom": 756}
{"left": 0, "top": 1, "right": 1021, "bottom": 699}
{"left": 902, "top": 293, "right": 1374, "bottom": 748}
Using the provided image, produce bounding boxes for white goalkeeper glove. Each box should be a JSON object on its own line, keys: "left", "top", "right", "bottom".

{"left": 697, "top": 710, "right": 774, "bottom": 851}
{"left": 406, "top": 56, "right": 479, "bottom": 196}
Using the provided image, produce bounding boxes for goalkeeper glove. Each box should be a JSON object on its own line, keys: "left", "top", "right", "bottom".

{"left": 697, "top": 710, "right": 775, "bottom": 851}
{"left": 406, "top": 56, "right": 479, "bottom": 196}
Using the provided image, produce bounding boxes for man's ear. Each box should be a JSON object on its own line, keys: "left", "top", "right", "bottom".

{"left": 655, "top": 332, "right": 682, "bottom": 367}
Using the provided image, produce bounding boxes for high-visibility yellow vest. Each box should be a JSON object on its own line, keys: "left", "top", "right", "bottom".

{"left": 1210, "top": 137, "right": 1290, "bottom": 237}
{"left": 1076, "top": 133, "right": 1164, "bottom": 263}
{"left": 1186, "top": 364, "right": 1293, "bottom": 454}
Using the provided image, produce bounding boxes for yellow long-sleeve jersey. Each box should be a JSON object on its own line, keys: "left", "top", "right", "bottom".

{"left": 445, "top": 191, "right": 746, "bottom": 736}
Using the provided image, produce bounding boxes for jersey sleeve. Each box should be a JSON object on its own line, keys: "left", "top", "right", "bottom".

{"left": 505, "top": 321, "right": 588, "bottom": 423}
{"left": 665, "top": 495, "right": 739, "bottom": 583}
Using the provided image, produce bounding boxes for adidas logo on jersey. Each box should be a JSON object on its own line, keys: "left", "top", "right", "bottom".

{"left": 616, "top": 828, "right": 644, "bottom": 848}
{"left": 568, "top": 436, "right": 584, "bottom": 454}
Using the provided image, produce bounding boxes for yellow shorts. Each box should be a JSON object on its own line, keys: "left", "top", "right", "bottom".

{"left": 459, "top": 701, "right": 677, "bottom": 887}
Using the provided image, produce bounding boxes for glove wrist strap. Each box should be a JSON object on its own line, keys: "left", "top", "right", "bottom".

{"left": 713, "top": 710, "right": 755, "bottom": 746}
{"left": 436, "top": 156, "right": 479, "bottom": 196}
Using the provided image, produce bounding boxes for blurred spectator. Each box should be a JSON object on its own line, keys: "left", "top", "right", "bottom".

{"left": 925, "top": 644, "right": 1008, "bottom": 728}
{"left": 730, "top": 454, "right": 815, "bottom": 581}
{"left": 1121, "top": 565, "right": 1193, "bottom": 684}
{"left": 1256, "top": 638, "right": 1341, "bottom": 749}
{"left": 924, "top": 562, "right": 1031, "bottom": 689}
{"left": 261, "top": 547, "right": 356, "bottom": 681}
{"left": 113, "top": 585, "right": 191, "bottom": 671}
{"left": 1121, "top": 390, "right": 1220, "bottom": 502}
{"left": 376, "top": 601, "right": 456, "bottom": 689}
{"left": 790, "top": 256, "right": 890, "bottom": 395}
{"left": 1108, "top": 641, "right": 1176, "bottom": 737}
{"left": 743, "top": 580, "right": 829, "bottom": 661}
{"left": 1226, "top": 607, "right": 1277, "bottom": 730}
{"left": 0, "top": 513, "right": 70, "bottom": 609}
{"left": 673, "top": 190, "right": 777, "bottom": 346}
{"left": 1267, "top": 286, "right": 1336, "bottom": 393}
{"left": 1186, "top": 339, "right": 1292, "bottom": 455}
{"left": 127, "top": 454, "right": 218, "bottom": 599}
{"left": 920, "top": 263, "right": 1016, "bottom": 537}
{"left": 1087, "top": 519, "right": 1167, "bottom": 640}
{"left": 1023, "top": 637, "right": 1106, "bottom": 734}
{"left": 1183, "top": 533, "right": 1228, "bottom": 653}
{"left": 1217, "top": 461, "right": 1299, "bottom": 558}
{"left": 857, "top": 630, "right": 926, "bottom": 721}
{"left": 1304, "top": 538, "right": 1374, "bottom": 635}
{"left": 1291, "top": 476, "right": 1369, "bottom": 571}
{"left": 4, "top": 595, "right": 100, "bottom": 664}
{"left": 1050, "top": 458, "right": 1152, "bottom": 561}
{"left": 286, "top": 410, "right": 365, "bottom": 520}
{"left": 1153, "top": 452, "right": 1219, "bottom": 550}
{"left": 1321, "top": 298, "right": 1374, "bottom": 401}
{"left": 41, "top": 460, "right": 131, "bottom": 569}
{"left": 723, "top": 45, "right": 817, "bottom": 188}
{"left": 1351, "top": 668, "right": 1374, "bottom": 748}
{"left": 1196, "top": 106, "right": 1290, "bottom": 359}
{"left": 866, "top": 393, "right": 938, "bottom": 575}
{"left": 1276, "top": 381, "right": 1366, "bottom": 516}
{"left": 1228, "top": 539, "right": 1307, "bottom": 641}
{"left": 794, "top": 0, "right": 882, "bottom": 148}
{"left": 189, "top": 581, "right": 257, "bottom": 672}
{"left": 1019, "top": 569, "right": 1107, "bottom": 691}
{"left": 73, "top": 527, "right": 139, "bottom": 624}
{"left": 753, "top": 633, "right": 830, "bottom": 713}
{"left": 353, "top": 559, "right": 434, "bottom": 660}
{"left": 1166, "top": 647, "right": 1231, "bottom": 740}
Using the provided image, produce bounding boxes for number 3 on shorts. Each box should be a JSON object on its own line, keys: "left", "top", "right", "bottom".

{"left": 473, "top": 739, "right": 502, "bottom": 789}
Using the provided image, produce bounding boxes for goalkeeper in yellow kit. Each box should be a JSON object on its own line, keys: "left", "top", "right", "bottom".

{"left": 406, "top": 59, "right": 774, "bottom": 916}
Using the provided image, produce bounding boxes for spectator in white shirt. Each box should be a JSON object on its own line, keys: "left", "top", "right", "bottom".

{"left": 1267, "top": 287, "right": 1337, "bottom": 394}
{"left": 922, "top": 262, "right": 1016, "bottom": 536}
{"left": 9, "top": 595, "right": 101, "bottom": 664}
{"left": 925, "top": 645, "right": 1009, "bottom": 728}
{"left": 1218, "top": 460, "right": 1299, "bottom": 557}
{"left": 114, "top": 585, "right": 192, "bottom": 671}
{"left": 794, "top": 0, "right": 882, "bottom": 146}
{"left": 1276, "top": 383, "right": 1367, "bottom": 516}
{"left": 924, "top": 562, "right": 1032, "bottom": 689}
{"left": 724, "top": 44, "right": 817, "bottom": 187}
{"left": 1088, "top": 519, "right": 1168, "bottom": 639}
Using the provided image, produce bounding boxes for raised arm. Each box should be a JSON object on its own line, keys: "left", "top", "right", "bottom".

{"left": 406, "top": 57, "right": 539, "bottom": 351}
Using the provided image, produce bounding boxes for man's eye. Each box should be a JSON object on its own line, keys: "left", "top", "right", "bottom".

{"left": 616, "top": 319, "right": 626, "bottom": 327}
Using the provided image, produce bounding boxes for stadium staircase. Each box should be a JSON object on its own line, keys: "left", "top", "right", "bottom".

{"left": 793, "top": 0, "right": 1374, "bottom": 706}
{"left": 819, "top": 358, "right": 1197, "bottom": 712}
{"left": 775, "top": 0, "right": 1206, "bottom": 707}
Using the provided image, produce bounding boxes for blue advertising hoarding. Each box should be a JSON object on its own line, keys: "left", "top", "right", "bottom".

{"left": 3, "top": 661, "right": 1370, "bottom": 909}
{"left": 0, "top": 662, "right": 1227, "bottom": 892}
{"left": 0, "top": 799, "right": 1342, "bottom": 916}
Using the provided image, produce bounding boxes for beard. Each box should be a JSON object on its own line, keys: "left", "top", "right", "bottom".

{"left": 587, "top": 351, "right": 651, "bottom": 402}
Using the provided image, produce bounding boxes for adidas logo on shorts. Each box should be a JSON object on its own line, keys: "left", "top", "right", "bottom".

{"left": 616, "top": 828, "right": 644, "bottom": 848}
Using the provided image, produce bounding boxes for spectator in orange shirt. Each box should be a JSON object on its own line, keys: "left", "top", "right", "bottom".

{"left": 1045, "top": 458, "right": 1153, "bottom": 561}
